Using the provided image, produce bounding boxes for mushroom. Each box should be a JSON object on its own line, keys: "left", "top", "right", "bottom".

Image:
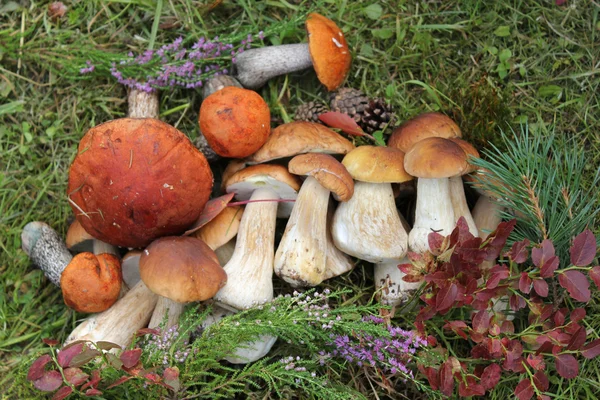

{"left": 322, "top": 199, "right": 355, "bottom": 280}
{"left": 67, "top": 118, "right": 213, "bottom": 249}
{"left": 388, "top": 112, "right": 462, "bottom": 152}
{"left": 245, "top": 121, "right": 354, "bottom": 165}
{"left": 121, "top": 250, "right": 142, "bottom": 289}
{"left": 215, "top": 164, "right": 301, "bottom": 310}
{"left": 65, "top": 219, "right": 119, "bottom": 256}
{"left": 275, "top": 153, "right": 354, "bottom": 287}
{"left": 199, "top": 86, "right": 271, "bottom": 159}
{"left": 193, "top": 205, "right": 243, "bottom": 251}
{"left": 21, "top": 222, "right": 122, "bottom": 313}
{"left": 331, "top": 146, "right": 413, "bottom": 263}
{"left": 404, "top": 137, "right": 471, "bottom": 253}
{"left": 233, "top": 13, "right": 351, "bottom": 91}
{"left": 140, "top": 236, "right": 227, "bottom": 329}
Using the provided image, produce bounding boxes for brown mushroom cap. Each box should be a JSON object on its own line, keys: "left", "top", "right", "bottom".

{"left": 67, "top": 118, "right": 213, "bottom": 249}
{"left": 448, "top": 137, "right": 480, "bottom": 173}
{"left": 199, "top": 86, "right": 271, "bottom": 158}
{"left": 139, "top": 236, "right": 226, "bottom": 303}
{"left": 220, "top": 159, "right": 248, "bottom": 192}
{"left": 66, "top": 220, "right": 96, "bottom": 253}
{"left": 193, "top": 205, "right": 244, "bottom": 250}
{"left": 388, "top": 112, "right": 461, "bottom": 153}
{"left": 404, "top": 137, "right": 469, "bottom": 179}
{"left": 245, "top": 121, "right": 354, "bottom": 164}
{"left": 306, "top": 13, "right": 351, "bottom": 91}
{"left": 224, "top": 164, "right": 301, "bottom": 218}
{"left": 289, "top": 153, "right": 354, "bottom": 202}
{"left": 61, "top": 252, "right": 122, "bottom": 313}
{"left": 342, "top": 146, "right": 413, "bottom": 183}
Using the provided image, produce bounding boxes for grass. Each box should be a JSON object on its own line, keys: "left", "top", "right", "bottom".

{"left": 1, "top": 0, "right": 599, "bottom": 398}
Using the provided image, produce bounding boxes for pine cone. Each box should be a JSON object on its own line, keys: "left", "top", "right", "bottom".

{"left": 329, "top": 88, "right": 369, "bottom": 124}
{"left": 295, "top": 101, "right": 328, "bottom": 123}
{"left": 361, "top": 98, "right": 396, "bottom": 134}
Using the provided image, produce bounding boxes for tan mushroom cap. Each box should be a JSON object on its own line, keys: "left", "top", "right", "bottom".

{"left": 193, "top": 205, "right": 243, "bottom": 250}
{"left": 65, "top": 219, "right": 96, "bottom": 252}
{"left": 220, "top": 159, "right": 248, "bottom": 192}
{"left": 388, "top": 112, "right": 461, "bottom": 153}
{"left": 306, "top": 13, "right": 351, "bottom": 91}
{"left": 225, "top": 164, "right": 302, "bottom": 217}
{"left": 140, "top": 236, "right": 226, "bottom": 303}
{"left": 61, "top": 252, "right": 122, "bottom": 313}
{"left": 404, "top": 137, "right": 470, "bottom": 179}
{"left": 245, "top": 122, "right": 354, "bottom": 164}
{"left": 448, "top": 137, "right": 480, "bottom": 174}
{"left": 288, "top": 153, "right": 354, "bottom": 202}
{"left": 342, "top": 146, "right": 413, "bottom": 183}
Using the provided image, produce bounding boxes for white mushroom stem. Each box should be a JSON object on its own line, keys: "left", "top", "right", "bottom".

{"left": 472, "top": 195, "right": 504, "bottom": 243}
{"left": 233, "top": 43, "right": 312, "bottom": 89}
{"left": 332, "top": 182, "right": 408, "bottom": 263}
{"left": 22, "top": 222, "right": 72, "bottom": 287}
{"left": 449, "top": 176, "right": 478, "bottom": 237}
{"left": 127, "top": 89, "right": 159, "bottom": 119}
{"left": 275, "top": 177, "right": 329, "bottom": 287}
{"left": 65, "top": 280, "right": 158, "bottom": 347}
{"left": 92, "top": 240, "right": 119, "bottom": 257}
{"left": 409, "top": 178, "right": 456, "bottom": 253}
{"left": 214, "top": 188, "right": 277, "bottom": 309}
{"left": 323, "top": 202, "right": 354, "bottom": 280}
{"left": 375, "top": 257, "right": 421, "bottom": 308}
{"left": 148, "top": 298, "right": 185, "bottom": 330}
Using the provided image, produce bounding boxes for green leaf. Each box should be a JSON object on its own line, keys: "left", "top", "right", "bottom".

{"left": 373, "top": 131, "right": 386, "bottom": 146}
{"left": 493, "top": 26, "right": 511, "bottom": 37}
{"left": 385, "top": 84, "right": 395, "bottom": 99}
{"left": 498, "top": 49, "right": 512, "bottom": 63}
{"left": 0, "top": 100, "right": 24, "bottom": 116}
{"left": 538, "top": 85, "right": 562, "bottom": 99}
{"left": 359, "top": 44, "right": 374, "bottom": 58}
{"left": 363, "top": 4, "right": 383, "bottom": 20}
{"left": 371, "top": 29, "right": 394, "bottom": 40}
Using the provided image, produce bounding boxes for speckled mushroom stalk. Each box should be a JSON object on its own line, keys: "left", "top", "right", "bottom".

{"left": 233, "top": 13, "right": 351, "bottom": 91}
{"left": 22, "top": 221, "right": 72, "bottom": 287}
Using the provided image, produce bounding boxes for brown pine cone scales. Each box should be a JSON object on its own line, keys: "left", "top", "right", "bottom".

{"left": 295, "top": 101, "right": 328, "bottom": 123}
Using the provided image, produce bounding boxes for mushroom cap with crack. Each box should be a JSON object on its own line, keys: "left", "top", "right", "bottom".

{"left": 67, "top": 118, "right": 213, "bottom": 249}
{"left": 61, "top": 252, "right": 122, "bottom": 313}
{"left": 305, "top": 13, "right": 351, "bottom": 91}
{"left": 342, "top": 146, "right": 413, "bottom": 183}
{"left": 388, "top": 112, "right": 461, "bottom": 153}
{"left": 140, "top": 236, "right": 226, "bottom": 303}
{"left": 245, "top": 121, "right": 354, "bottom": 164}
{"left": 199, "top": 86, "right": 271, "bottom": 158}
{"left": 288, "top": 153, "right": 354, "bottom": 202}
{"left": 404, "top": 137, "right": 470, "bottom": 179}
{"left": 194, "top": 205, "right": 244, "bottom": 250}
{"left": 224, "top": 164, "right": 301, "bottom": 218}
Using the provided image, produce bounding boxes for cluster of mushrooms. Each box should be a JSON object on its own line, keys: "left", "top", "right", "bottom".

{"left": 21, "top": 12, "right": 507, "bottom": 364}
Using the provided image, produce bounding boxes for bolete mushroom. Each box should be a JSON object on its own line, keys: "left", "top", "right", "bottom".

{"left": 67, "top": 118, "right": 213, "bottom": 249}
{"left": 199, "top": 86, "right": 271, "bottom": 159}
{"left": 388, "top": 112, "right": 462, "bottom": 152}
{"left": 447, "top": 137, "right": 480, "bottom": 237}
{"left": 140, "top": 236, "right": 227, "bottom": 329}
{"left": 275, "top": 153, "right": 354, "bottom": 287}
{"left": 233, "top": 13, "right": 351, "bottom": 91}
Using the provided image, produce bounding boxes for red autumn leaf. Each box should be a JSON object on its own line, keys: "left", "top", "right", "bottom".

{"left": 183, "top": 192, "right": 236, "bottom": 235}
{"left": 558, "top": 270, "right": 591, "bottom": 302}
{"left": 570, "top": 308, "right": 586, "bottom": 323}
{"left": 33, "top": 370, "right": 63, "bottom": 392}
{"left": 68, "top": 346, "right": 102, "bottom": 368}
{"left": 480, "top": 363, "right": 501, "bottom": 390}
{"left": 472, "top": 310, "right": 491, "bottom": 334}
{"left": 319, "top": 111, "right": 366, "bottom": 136}
{"left": 501, "top": 320, "right": 515, "bottom": 334}
{"left": 519, "top": 273, "right": 532, "bottom": 294}
{"left": 85, "top": 388, "right": 103, "bottom": 396}
{"left": 163, "top": 366, "right": 181, "bottom": 391}
{"left": 514, "top": 378, "right": 534, "bottom": 400}
{"left": 443, "top": 320, "right": 469, "bottom": 340}
{"left": 532, "top": 239, "right": 556, "bottom": 267}
{"left": 554, "top": 308, "right": 567, "bottom": 326}
{"left": 436, "top": 282, "right": 458, "bottom": 311}
{"left": 509, "top": 294, "right": 527, "bottom": 311}
{"left": 52, "top": 386, "right": 73, "bottom": 400}
{"left": 421, "top": 366, "right": 440, "bottom": 390}
{"left": 532, "top": 370, "right": 549, "bottom": 391}
{"left": 136, "top": 327, "right": 161, "bottom": 337}
{"left": 567, "top": 326, "right": 587, "bottom": 351}
{"left": 570, "top": 230, "right": 597, "bottom": 267}
{"left": 42, "top": 338, "right": 60, "bottom": 347}
{"left": 120, "top": 348, "right": 142, "bottom": 369}
{"left": 458, "top": 375, "right": 485, "bottom": 397}
{"left": 533, "top": 279, "right": 549, "bottom": 297}
{"left": 439, "top": 360, "right": 454, "bottom": 396}
{"left": 81, "top": 369, "right": 101, "bottom": 391}
{"left": 27, "top": 354, "right": 53, "bottom": 381}
{"left": 509, "top": 239, "right": 530, "bottom": 263}
{"left": 486, "top": 265, "right": 509, "bottom": 289}
{"left": 484, "top": 219, "right": 516, "bottom": 259}
{"left": 589, "top": 266, "right": 600, "bottom": 289}
{"left": 582, "top": 339, "right": 600, "bottom": 359}
{"left": 428, "top": 231, "right": 446, "bottom": 255}
{"left": 106, "top": 376, "right": 135, "bottom": 389}
{"left": 555, "top": 353, "right": 579, "bottom": 378}
{"left": 63, "top": 367, "right": 89, "bottom": 386}
{"left": 57, "top": 342, "right": 84, "bottom": 368}
{"left": 526, "top": 354, "right": 546, "bottom": 371}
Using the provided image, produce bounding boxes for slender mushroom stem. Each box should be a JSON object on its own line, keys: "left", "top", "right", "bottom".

{"left": 449, "top": 176, "right": 478, "bottom": 237}
{"left": 22, "top": 222, "right": 72, "bottom": 287}
{"left": 233, "top": 44, "right": 312, "bottom": 89}
{"left": 127, "top": 89, "right": 159, "bottom": 118}
{"left": 408, "top": 178, "right": 456, "bottom": 253}
{"left": 148, "top": 298, "right": 185, "bottom": 330}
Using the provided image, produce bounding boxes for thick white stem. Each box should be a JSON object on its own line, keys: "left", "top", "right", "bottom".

{"left": 332, "top": 182, "right": 408, "bottom": 263}
{"left": 233, "top": 43, "right": 312, "bottom": 89}
{"left": 65, "top": 281, "right": 158, "bottom": 348}
{"left": 275, "top": 177, "right": 329, "bottom": 287}
{"left": 323, "top": 201, "right": 354, "bottom": 280}
{"left": 127, "top": 89, "right": 159, "bottom": 118}
{"left": 449, "top": 176, "right": 478, "bottom": 237}
{"left": 92, "top": 240, "right": 119, "bottom": 256}
{"left": 148, "top": 297, "right": 185, "bottom": 329}
{"left": 409, "top": 178, "right": 455, "bottom": 253}
{"left": 375, "top": 257, "right": 420, "bottom": 308}
{"left": 214, "top": 188, "right": 277, "bottom": 309}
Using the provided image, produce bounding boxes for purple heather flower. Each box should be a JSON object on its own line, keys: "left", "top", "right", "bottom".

{"left": 79, "top": 60, "right": 95, "bottom": 74}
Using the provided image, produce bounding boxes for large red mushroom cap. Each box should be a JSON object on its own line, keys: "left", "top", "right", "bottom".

{"left": 199, "top": 86, "right": 271, "bottom": 158}
{"left": 67, "top": 118, "right": 213, "bottom": 248}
